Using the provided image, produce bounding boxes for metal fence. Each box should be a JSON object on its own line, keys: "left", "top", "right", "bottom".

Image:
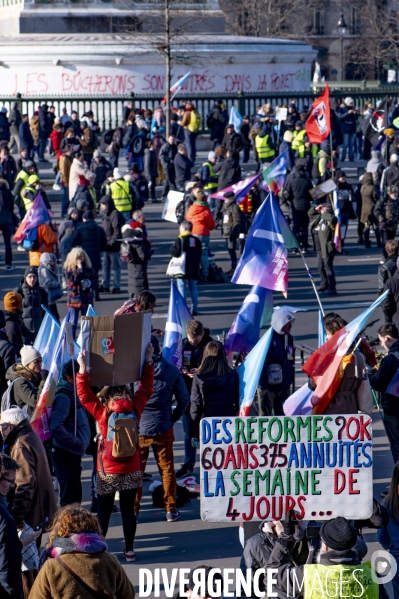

{"left": 3, "top": 87, "right": 399, "bottom": 131}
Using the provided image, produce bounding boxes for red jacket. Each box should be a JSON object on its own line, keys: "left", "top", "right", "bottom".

{"left": 76, "top": 365, "right": 154, "bottom": 475}
{"left": 185, "top": 201, "right": 215, "bottom": 237}
{"left": 50, "top": 129, "right": 63, "bottom": 159}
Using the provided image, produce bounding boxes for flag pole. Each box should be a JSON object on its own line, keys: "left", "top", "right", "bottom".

{"left": 298, "top": 251, "right": 325, "bottom": 317}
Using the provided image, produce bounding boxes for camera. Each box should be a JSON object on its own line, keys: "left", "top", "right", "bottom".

{"left": 306, "top": 522, "right": 322, "bottom": 540}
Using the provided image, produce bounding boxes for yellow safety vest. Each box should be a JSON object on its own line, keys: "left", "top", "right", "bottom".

{"left": 22, "top": 185, "right": 35, "bottom": 211}
{"left": 292, "top": 129, "right": 307, "bottom": 157}
{"left": 15, "top": 169, "right": 29, "bottom": 186}
{"left": 255, "top": 134, "right": 275, "bottom": 160}
{"left": 110, "top": 180, "right": 132, "bottom": 213}
{"left": 202, "top": 161, "right": 218, "bottom": 190}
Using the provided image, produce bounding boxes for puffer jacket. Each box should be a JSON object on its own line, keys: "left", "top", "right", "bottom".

{"left": 123, "top": 228, "right": 151, "bottom": 296}
{"left": 283, "top": 168, "right": 313, "bottom": 211}
{"left": 77, "top": 364, "right": 154, "bottom": 475}
{"left": 185, "top": 201, "right": 215, "bottom": 237}
{"left": 5, "top": 363, "right": 47, "bottom": 416}
{"left": 14, "top": 273, "right": 47, "bottom": 336}
{"left": 100, "top": 196, "right": 124, "bottom": 252}
{"left": 258, "top": 329, "right": 295, "bottom": 394}
{"left": 29, "top": 223, "right": 58, "bottom": 267}
{"left": 378, "top": 256, "right": 397, "bottom": 294}
{"left": 190, "top": 368, "right": 239, "bottom": 435}
{"left": 38, "top": 253, "right": 62, "bottom": 304}
{"left": 243, "top": 520, "right": 277, "bottom": 587}
{"left": 50, "top": 378, "right": 91, "bottom": 456}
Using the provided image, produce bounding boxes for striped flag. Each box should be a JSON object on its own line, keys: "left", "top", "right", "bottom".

{"left": 332, "top": 189, "right": 342, "bottom": 252}
{"left": 237, "top": 328, "right": 273, "bottom": 416}
{"left": 162, "top": 71, "right": 191, "bottom": 103}
{"left": 162, "top": 281, "right": 192, "bottom": 368}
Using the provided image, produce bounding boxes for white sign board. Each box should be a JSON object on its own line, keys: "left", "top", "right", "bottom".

{"left": 275, "top": 107, "right": 288, "bottom": 121}
{"left": 309, "top": 178, "right": 337, "bottom": 200}
{"left": 200, "top": 415, "right": 373, "bottom": 522}
{"left": 162, "top": 190, "right": 184, "bottom": 223}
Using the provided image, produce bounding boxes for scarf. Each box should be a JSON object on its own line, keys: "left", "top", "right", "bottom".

{"left": 41, "top": 533, "right": 107, "bottom": 567}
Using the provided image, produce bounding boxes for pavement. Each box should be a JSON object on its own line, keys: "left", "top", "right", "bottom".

{"left": 0, "top": 150, "right": 394, "bottom": 597}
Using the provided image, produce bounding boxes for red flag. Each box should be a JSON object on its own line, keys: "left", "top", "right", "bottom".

{"left": 306, "top": 85, "right": 331, "bottom": 144}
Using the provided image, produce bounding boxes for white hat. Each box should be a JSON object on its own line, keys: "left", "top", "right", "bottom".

{"left": 20, "top": 345, "right": 41, "bottom": 367}
{"left": 113, "top": 168, "right": 124, "bottom": 179}
{"left": 344, "top": 97, "right": 354, "bottom": 106}
{"left": 271, "top": 310, "right": 295, "bottom": 335}
{"left": 390, "top": 154, "right": 398, "bottom": 163}
{"left": 208, "top": 151, "right": 216, "bottom": 161}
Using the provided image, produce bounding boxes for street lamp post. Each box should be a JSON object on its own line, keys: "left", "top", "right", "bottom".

{"left": 337, "top": 13, "right": 347, "bottom": 81}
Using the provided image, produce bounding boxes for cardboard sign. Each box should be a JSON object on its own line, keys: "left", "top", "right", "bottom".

{"left": 200, "top": 415, "right": 373, "bottom": 522}
{"left": 162, "top": 191, "right": 184, "bottom": 223}
{"left": 275, "top": 107, "right": 288, "bottom": 121}
{"left": 81, "top": 311, "right": 152, "bottom": 385}
{"left": 309, "top": 178, "right": 337, "bottom": 201}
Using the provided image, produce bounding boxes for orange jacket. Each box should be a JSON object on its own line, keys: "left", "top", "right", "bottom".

{"left": 29, "top": 224, "right": 58, "bottom": 266}
{"left": 186, "top": 201, "right": 215, "bottom": 237}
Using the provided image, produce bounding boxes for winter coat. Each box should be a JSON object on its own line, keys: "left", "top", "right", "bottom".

{"left": 209, "top": 104, "right": 227, "bottom": 142}
{"left": 4, "top": 311, "right": 23, "bottom": 355}
{"left": 59, "top": 153, "right": 72, "bottom": 187}
{"left": 90, "top": 157, "right": 111, "bottom": 195}
{"left": 29, "top": 223, "right": 58, "bottom": 267}
{"left": 18, "top": 121, "right": 34, "bottom": 153}
{"left": 174, "top": 153, "right": 193, "bottom": 186}
{"left": 308, "top": 206, "right": 337, "bottom": 259}
{"left": 14, "top": 277, "right": 47, "bottom": 336}
{"left": 139, "top": 357, "right": 189, "bottom": 436}
{"left": 283, "top": 169, "right": 313, "bottom": 211}
{"left": 80, "top": 127, "right": 95, "bottom": 155}
{"left": 258, "top": 329, "right": 295, "bottom": 394}
{"left": 0, "top": 113, "right": 10, "bottom": 142}
{"left": 170, "top": 232, "right": 202, "bottom": 280}
{"left": 77, "top": 365, "right": 154, "bottom": 475}
{"left": 38, "top": 253, "right": 62, "bottom": 304}
{"left": 49, "top": 129, "right": 63, "bottom": 154}
{"left": 144, "top": 148, "right": 158, "bottom": 179}
{"left": 38, "top": 106, "right": 51, "bottom": 140}
{"left": 4, "top": 420, "right": 57, "bottom": 530}
{"left": 367, "top": 151, "right": 384, "bottom": 174}
{"left": 378, "top": 505, "right": 399, "bottom": 557}
{"left": 381, "top": 164, "right": 399, "bottom": 191}
{"left": 323, "top": 350, "right": 372, "bottom": 415}
{"left": 222, "top": 198, "right": 242, "bottom": 239}
{"left": 30, "top": 551, "right": 135, "bottom": 599}
{"left": 29, "top": 114, "right": 39, "bottom": 145}
{"left": 8, "top": 104, "right": 21, "bottom": 128}
{"left": 64, "top": 266, "right": 97, "bottom": 309}
{"left": 100, "top": 196, "right": 124, "bottom": 252}
{"left": 159, "top": 141, "right": 177, "bottom": 168}
{"left": 5, "top": 363, "right": 47, "bottom": 416}
{"left": 337, "top": 106, "right": 358, "bottom": 134}
{"left": 0, "top": 502, "right": 22, "bottom": 599}
{"left": 185, "top": 201, "right": 215, "bottom": 237}
{"left": 378, "top": 256, "right": 397, "bottom": 294}
{"left": 124, "top": 233, "right": 150, "bottom": 296}
{"left": 375, "top": 196, "right": 399, "bottom": 231}
{"left": 360, "top": 172, "right": 378, "bottom": 224}
{"left": 72, "top": 220, "right": 107, "bottom": 271}
{"left": 370, "top": 339, "right": 399, "bottom": 416}
{"left": 69, "top": 158, "right": 91, "bottom": 201}
{"left": 222, "top": 131, "right": 243, "bottom": 155}
{"left": 382, "top": 270, "right": 399, "bottom": 330}
{"left": 336, "top": 181, "right": 354, "bottom": 214}
{"left": 0, "top": 179, "right": 14, "bottom": 227}
{"left": 50, "top": 378, "right": 91, "bottom": 456}
{"left": 0, "top": 331, "right": 17, "bottom": 397}
{"left": 58, "top": 215, "right": 82, "bottom": 258}
{"left": 215, "top": 157, "right": 241, "bottom": 191}
{"left": 181, "top": 329, "right": 213, "bottom": 395}
{"left": 190, "top": 369, "right": 239, "bottom": 435}
{"left": 243, "top": 521, "right": 277, "bottom": 586}
{"left": 0, "top": 157, "right": 17, "bottom": 190}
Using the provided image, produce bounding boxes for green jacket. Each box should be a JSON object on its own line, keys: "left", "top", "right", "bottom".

{"left": 308, "top": 206, "right": 337, "bottom": 258}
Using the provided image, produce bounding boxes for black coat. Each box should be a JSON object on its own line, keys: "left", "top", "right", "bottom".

{"left": 0, "top": 157, "right": 17, "bottom": 190}
{"left": 14, "top": 279, "right": 48, "bottom": 336}
{"left": 181, "top": 329, "right": 213, "bottom": 395}
{"left": 370, "top": 339, "right": 399, "bottom": 416}
{"left": 174, "top": 153, "right": 193, "bottom": 185}
{"left": 259, "top": 330, "right": 294, "bottom": 393}
{"left": 209, "top": 104, "right": 227, "bottom": 142}
{"left": 378, "top": 256, "right": 397, "bottom": 294}
{"left": 190, "top": 368, "right": 239, "bottom": 435}
{"left": 0, "top": 113, "right": 10, "bottom": 142}
{"left": 8, "top": 104, "right": 21, "bottom": 128}
{"left": 126, "top": 236, "right": 149, "bottom": 296}
{"left": 170, "top": 233, "right": 202, "bottom": 280}
{"left": 159, "top": 141, "right": 177, "bottom": 167}
{"left": 90, "top": 157, "right": 111, "bottom": 194}
{"left": 100, "top": 196, "right": 124, "bottom": 251}
{"left": 38, "top": 106, "right": 51, "bottom": 140}
{"left": 222, "top": 198, "right": 242, "bottom": 239}
{"left": 222, "top": 131, "right": 243, "bottom": 155}
{"left": 337, "top": 106, "right": 359, "bottom": 134}
{"left": 0, "top": 331, "right": 17, "bottom": 397}
{"left": 58, "top": 217, "right": 82, "bottom": 258}
{"left": 0, "top": 502, "right": 22, "bottom": 599}
{"left": 144, "top": 148, "right": 158, "bottom": 179}
{"left": 382, "top": 270, "right": 399, "bottom": 329}
{"left": 72, "top": 219, "right": 107, "bottom": 272}
{"left": 4, "top": 311, "right": 23, "bottom": 355}
{"left": 283, "top": 169, "right": 313, "bottom": 211}
{"left": 216, "top": 157, "right": 241, "bottom": 191}
{"left": 0, "top": 180, "right": 14, "bottom": 227}
{"left": 18, "top": 121, "right": 34, "bottom": 152}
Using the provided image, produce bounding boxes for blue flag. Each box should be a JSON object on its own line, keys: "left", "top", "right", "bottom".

{"left": 33, "top": 307, "right": 62, "bottom": 371}
{"left": 236, "top": 327, "right": 273, "bottom": 415}
{"left": 76, "top": 304, "right": 98, "bottom": 347}
{"left": 229, "top": 106, "right": 243, "bottom": 132}
{"left": 163, "top": 281, "right": 193, "bottom": 368}
{"left": 318, "top": 310, "right": 326, "bottom": 348}
{"left": 224, "top": 286, "right": 272, "bottom": 354}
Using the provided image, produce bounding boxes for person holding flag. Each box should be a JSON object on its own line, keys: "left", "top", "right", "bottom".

{"left": 257, "top": 310, "right": 295, "bottom": 416}
{"left": 308, "top": 202, "right": 337, "bottom": 295}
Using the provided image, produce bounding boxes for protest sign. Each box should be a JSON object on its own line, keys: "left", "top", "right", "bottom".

{"left": 309, "top": 178, "right": 337, "bottom": 201}
{"left": 162, "top": 191, "right": 184, "bottom": 223}
{"left": 200, "top": 414, "right": 373, "bottom": 522}
{"left": 275, "top": 107, "right": 288, "bottom": 121}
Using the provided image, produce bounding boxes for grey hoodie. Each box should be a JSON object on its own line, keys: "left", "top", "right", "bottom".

{"left": 38, "top": 252, "right": 62, "bottom": 305}
{"left": 366, "top": 150, "right": 383, "bottom": 173}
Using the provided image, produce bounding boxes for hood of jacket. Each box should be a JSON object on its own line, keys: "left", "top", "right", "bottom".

{"left": 271, "top": 309, "right": 295, "bottom": 335}
{"left": 55, "top": 377, "right": 74, "bottom": 397}
{"left": 6, "top": 362, "right": 41, "bottom": 384}
{"left": 362, "top": 172, "right": 374, "bottom": 186}
{"left": 39, "top": 252, "right": 55, "bottom": 270}
{"left": 106, "top": 398, "right": 134, "bottom": 413}
{"left": 100, "top": 195, "right": 117, "bottom": 215}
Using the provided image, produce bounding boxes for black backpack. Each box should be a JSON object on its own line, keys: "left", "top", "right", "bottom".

{"left": 103, "top": 129, "right": 115, "bottom": 145}
{"left": 208, "top": 260, "right": 228, "bottom": 283}
{"left": 206, "top": 112, "right": 215, "bottom": 130}
{"left": 175, "top": 200, "right": 186, "bottom": 224}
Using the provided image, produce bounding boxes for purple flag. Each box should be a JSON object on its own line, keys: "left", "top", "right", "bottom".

{"left": 14, "top": 193, "right": 51, "bottom": 243}
{"left": 210, "top": 173, "right": 261, "bottom": 203}
{"left": 224, "top": 286, "right": 272, "bottom": 354}
{"left": 283, "top": 384, "right": 313, "bottom": 416}
{"left": 231, "top": 193, "right": 295, "bottom": 292}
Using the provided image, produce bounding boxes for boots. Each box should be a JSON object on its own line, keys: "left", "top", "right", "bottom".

{"left": 375, "top": 229, "right": 382, "bottom": 248}
{"left": 364, "top": 228, "right": 371, "bottom": 249}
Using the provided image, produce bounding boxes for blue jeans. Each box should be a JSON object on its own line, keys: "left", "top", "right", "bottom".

{"left": 61, "top": 186, "right": 69, "bottom": 218}
{"left": 128, "top": 155, "right": 144, "bottom": 172}
{"left": 176, "top": 278, "right": 198, "bottom": 311}
{"left": 382, "top": 412, "right": 399, "bottom": 464}
{"left": 102, "top": 251, "right": 121, "bottom": 289}
{"left": 184, "top": 129, "right": 197, "bottom": 163}
{"left": 195, "top": 235, "right": 210, "bottom": 278}
{"left": 181, "top": 413, "right": 196, "bottom": 468}
{"left": 38, "top": 138, "right": 47, "bottom": 160}
{"left": 342, "top": 133, "right": 355, "bottom": 161}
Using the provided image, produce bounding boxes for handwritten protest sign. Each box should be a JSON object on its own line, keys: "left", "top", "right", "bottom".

{"left": 200, "top": 415, "right": 373, "bottom": 522}
{"left": 309, "top": 178, "right": 337, "bottom": 201}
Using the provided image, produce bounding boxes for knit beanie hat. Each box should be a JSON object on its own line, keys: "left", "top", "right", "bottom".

{"left": 20, "top": 345, "right": 42, "bottom": 367}
{"left": 4, "top": 292, "right": 23, "bottom": 312}
{"left": 320, "top": 517, "right": 357, "bottom": 551}
{"left": 83, "top": 210, "right": 94, "bottom": 220}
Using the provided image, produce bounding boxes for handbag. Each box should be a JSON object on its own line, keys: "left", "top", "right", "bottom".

{"left": 166, "top": 252, "right": 186, "bottom": 277}
{"left": 56, "top": 557, "right": 109, "bottom": 599}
